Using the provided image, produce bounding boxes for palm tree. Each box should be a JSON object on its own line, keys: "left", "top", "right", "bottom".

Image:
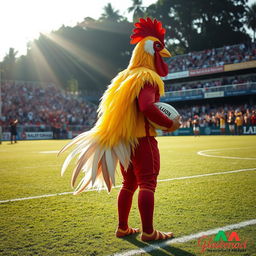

{"left": 128, "top": 0, "right": 146, "bottom": 22}
{"left": 246, "top": 3, "right": 256, "bottom": 42}
{"left": 100, "top": 3, "right": 122, "bottom": 23}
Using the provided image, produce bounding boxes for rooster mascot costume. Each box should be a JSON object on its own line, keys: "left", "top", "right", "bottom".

{"left": 60, "top": 18, "right": 180, "bottom": 241}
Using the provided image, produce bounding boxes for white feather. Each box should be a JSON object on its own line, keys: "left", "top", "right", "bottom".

{"left": 71, "top": 143, "right": 97, "bottom": 187}
{"left": 144, "top": 40, "right": 154, "bottom": 55}
{"left": 120, "top": 143, "right": 131, "bottom": 170}
{"left": 101, "top": 154, "right": 112, "bottom": 192}
{"left": 113, "top": 144, "right": 126, "bottom": 168}
{"left": 91, "top": 149, "right": 104, "bottom": 185}
{"left": 61, "top": 141, "right": 91, "bottom": 179}
{"left": 58, "top": 131, "right": 90, "bottom": 155}
{"left": 74, "top": 171, "right": 91, "bottom": 195}
{"left": 105, "top": 149, "right": 117, "bottom": 186}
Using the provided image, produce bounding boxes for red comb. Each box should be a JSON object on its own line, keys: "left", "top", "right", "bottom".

{"left": 130, "top": 17, "right": 166, "bottom": 45}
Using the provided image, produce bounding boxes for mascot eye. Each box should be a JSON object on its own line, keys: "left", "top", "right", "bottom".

{"left": 156, "top": 43, "right": 161, "bottom": 48}
{"left": 154, "top": 41, "right": 163, "bottom": 51}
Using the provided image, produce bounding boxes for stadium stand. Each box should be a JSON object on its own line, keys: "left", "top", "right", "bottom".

{"left": 168, "top": 42, "right": 256, "bottom": 73}
{"left": 1, "top": 42, "right": 255, "bottom": 139}
{"left": 162, "top": 43, "right": 256, "bottom": 135}
{"left": 0, "top": 81, "right": 97, "bottom": 139}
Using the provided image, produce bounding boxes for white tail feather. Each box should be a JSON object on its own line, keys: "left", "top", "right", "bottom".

{"left": 58, "top": 131, "right": 90, "bottom": 156}
{"left": 74, "top": 172, "right": 92, "bottom": 195}
{"left": 74, "top": 156, "right": 94, "bottom": 194}
{"left": 61, "top": 142, "right": 92, "bottom": 177}
{"left": 60, "top": 131, "right": 132, "bottom": 193}
{"left": 91, "top": 149, "right": 104, "bottom": 185}
{"left": 114, "top": 142, "right": 131, "bottom": 170}
{"left": 101, "top": 154, "right": 112, "bottom": 192}
{"left": 71, "top": 143, "right": 97, "bottom": 187}
{"left": 105, "top": 149, "right": 117, "bottom": 186}
{"left": 113, "top": 144, "right": 126, "bottom": 169}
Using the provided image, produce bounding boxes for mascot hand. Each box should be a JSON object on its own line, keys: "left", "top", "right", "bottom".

{"left": 165, "top": 116, "right": 181, "bottom": 132}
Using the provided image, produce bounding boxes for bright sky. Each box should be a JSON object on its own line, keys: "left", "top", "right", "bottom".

{"left": 0, "top": 0, "right": 255, "bottom": 61}
{"left": 0, "top": 0, "right": 156, "bottom": 61}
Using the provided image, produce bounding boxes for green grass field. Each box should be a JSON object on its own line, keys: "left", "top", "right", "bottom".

{"left": 0, "top": 136, "right": 256, "bottom": 256}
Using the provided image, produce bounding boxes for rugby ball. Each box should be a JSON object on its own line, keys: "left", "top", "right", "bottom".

{"left": 155, "top": 102, "right": 179, "bottom": 120}
{"left": 149, "top": 102, "right": 179, "bottom": 130}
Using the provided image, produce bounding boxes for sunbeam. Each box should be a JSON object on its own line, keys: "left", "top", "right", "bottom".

{"left": 30, "top": 41, "right": 62, "bottom": 87}
{"left": 44, "top": 32, "right": 116, "bottom": 80}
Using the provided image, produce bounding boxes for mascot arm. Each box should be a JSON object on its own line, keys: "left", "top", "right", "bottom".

{"left": 138, "top": 83, "right": 173, "bottom": 128}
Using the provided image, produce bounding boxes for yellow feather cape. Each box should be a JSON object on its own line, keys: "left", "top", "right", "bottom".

{"left": 91, "top": 67, "right": 165, "bottom": 148}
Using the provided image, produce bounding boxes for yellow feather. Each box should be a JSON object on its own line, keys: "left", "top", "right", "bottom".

{"left": 91, "top": 67, "right": 164, "bottom": 148}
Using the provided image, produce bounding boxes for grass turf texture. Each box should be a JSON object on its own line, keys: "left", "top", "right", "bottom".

{"left": 0, "top": 136, "right": 255, "bottom": 256}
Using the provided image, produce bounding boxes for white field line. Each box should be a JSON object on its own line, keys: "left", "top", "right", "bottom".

{"left": 157, "top": 167, "right": 256, "bottom": 183}
{"left": 198, "top": 147, "right": 256, "bottom": 160}
{"left": 0, "top": 167, "right": 255, "bottom": 204}
{"left": 110, "top": 219, "right": 256, "bottom": 256}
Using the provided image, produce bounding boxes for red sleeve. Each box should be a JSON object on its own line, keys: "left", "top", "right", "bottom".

{"left": 138, "top": 83, "right": 173, "bottom": 128}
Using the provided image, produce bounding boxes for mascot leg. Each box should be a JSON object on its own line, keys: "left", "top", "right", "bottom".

{"left": 133, "top": 137, "right": 174, "bottom": 241}
{"left": 116, "top": 164, "right": 139, "bottom": 237}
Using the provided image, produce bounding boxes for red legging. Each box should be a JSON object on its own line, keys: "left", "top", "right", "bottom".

{"left": 117, "top": 136, "right": 160, "bottom": 234}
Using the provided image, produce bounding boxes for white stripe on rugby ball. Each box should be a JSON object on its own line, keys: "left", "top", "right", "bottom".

{"left": 155, "top": 102, "right": 179, "bottom": 120}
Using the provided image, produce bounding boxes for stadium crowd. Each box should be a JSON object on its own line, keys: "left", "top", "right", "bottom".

{"left": 0, "top": 81, "right": 97, "bottom": 133}
{"left": 165, "top": 74, "right": 256, "bottom": 92}
{"left": 168, "top": 42, "right": 256, "bottom": 73}
{"left": 1, "top": 40, "right": 256, "bottom": 138}
{"left": 179, "top": 103, "right": 256, "bottom": 131}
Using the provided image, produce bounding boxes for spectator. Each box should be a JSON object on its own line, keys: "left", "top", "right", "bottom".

{"left": 219, "top": 111, "right": 226, "bottom": 135}
{"left": 227, "top": 111, "right": 236, "bottom": 135}
{"left": 235, "top": 111, "right": 243, "bottom": 135}
{"left": 251, "top": 110, "right": 256, "bottom": 126}
{"left": 192, "top": 115, "right": 200, "bottom": 136}
{"left": 10, "top": 118, "right": 18, "bottom": 144}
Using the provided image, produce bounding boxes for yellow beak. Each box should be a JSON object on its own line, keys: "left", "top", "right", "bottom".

{"left": 159, "top": 47, "right": 171, "bottom": 58}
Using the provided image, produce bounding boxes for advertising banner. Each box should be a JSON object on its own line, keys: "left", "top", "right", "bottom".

{"left": 25, "top": 132, "right": 53, "bottom": 140}
{"left": 224, "top": 60, "right": 256, "bottom": 72}
{"left": 243, "top": 126, "right": 256, "bottom": 135}
{"left": 204, "top": 91, "right": 224, "bottom": 98}
{"left": 189, "top": 66, "right": 224, "bottom": 76}
{"left": 164, "top": 71, "right": 189, "bottom": 80}
{"left": 162, "top": 94, "right": 204, "bottom": 102}
{"left": 2, "top": 132, "right": 11, "bottom": 141}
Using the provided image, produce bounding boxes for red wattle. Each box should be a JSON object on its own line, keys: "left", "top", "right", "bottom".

{"left": 154, "top": 52, "right": 168, "bottom": 77}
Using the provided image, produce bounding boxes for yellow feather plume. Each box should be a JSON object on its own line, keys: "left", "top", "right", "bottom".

{"left": 92, "top": 68, "right": 164, "bottom": 148}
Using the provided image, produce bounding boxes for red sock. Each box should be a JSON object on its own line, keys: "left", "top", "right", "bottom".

{"left": 138, "top": 189, "right": 154, "bottom": 234}
{"left": 118, "top": 188, "right": 134, "bottom": 230}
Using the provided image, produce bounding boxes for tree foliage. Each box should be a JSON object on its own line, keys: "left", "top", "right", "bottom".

{"left": 2, "top": 48, "right": 18, "bottom": 80}
{"left": 128, "top": 0, "right": 146, "bottom": 22}
{"left": 146, "top": 0, "right": 250, "bottom": 52}
{"left": 246, "top": 3, "right": 256, "bottom": 42}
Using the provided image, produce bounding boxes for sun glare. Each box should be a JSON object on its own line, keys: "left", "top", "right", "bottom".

{"left": 0, "top": 0, "right": 157, "bottom": 60}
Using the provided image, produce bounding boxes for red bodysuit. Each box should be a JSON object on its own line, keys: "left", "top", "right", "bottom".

{"left": 117, "top": 83, "right": 173, "bottom": 234}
